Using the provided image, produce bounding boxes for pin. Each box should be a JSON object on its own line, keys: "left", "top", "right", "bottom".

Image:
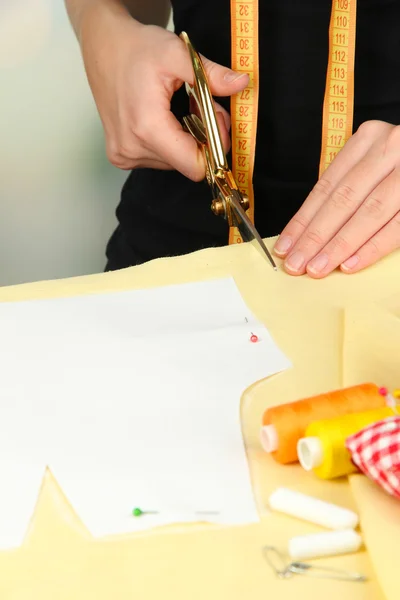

{"left": 132, "top": 508, "right": 220, "bottom": 517}
{"left": 262, "top": 546, "right": 366, "bottom": 583}
{"left": 132, "top": 507, "right": 159, "bottom": 517}
{"left": 250, "top": 333, "right": 259, "bottom": 343}
{"left": 377, "top": 387, "right": 399, "bottom": 414}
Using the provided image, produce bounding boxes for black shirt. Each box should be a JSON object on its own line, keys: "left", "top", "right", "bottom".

{"left": 106, "top": 0, "right": 400, "bottom": 270}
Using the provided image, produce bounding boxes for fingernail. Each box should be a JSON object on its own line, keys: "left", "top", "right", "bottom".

{"left": 307, "top": 253, "right": 329, "bottom": 274}
{"left": 285, "top": 251, "right": 305, "bottom": 272}
{"left": 341, "top": 255, "right": 359, "bottom": 271}
{"left": 224, "top": 70, "right": 247, "bottom": 82}
{"left": 274, "top": 235, "right": 292, "bottom": 256}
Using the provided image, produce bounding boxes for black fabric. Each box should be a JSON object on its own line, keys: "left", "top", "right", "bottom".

{"left": 106, "top": 0, "right": 400, "bottom": 270}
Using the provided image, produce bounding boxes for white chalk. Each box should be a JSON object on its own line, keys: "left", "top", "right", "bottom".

{"left": 288, "top": 529, "right": 363, "bottom": 561}
{"left": 268, "top": 487, "right": 359, "bottom": 530}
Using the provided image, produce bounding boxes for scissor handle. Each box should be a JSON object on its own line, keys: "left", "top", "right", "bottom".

{"left": 180, "top": 32, "right": 228, "bottom": 174}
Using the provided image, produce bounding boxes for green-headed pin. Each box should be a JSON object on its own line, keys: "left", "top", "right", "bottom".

{"left": 132, "top": 507, "right": 159, "bottom": 517}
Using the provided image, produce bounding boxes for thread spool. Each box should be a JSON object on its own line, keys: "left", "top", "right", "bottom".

{"left": 297, "top": 406, "right": 394, "bottom": 479}
{"left": 268, "top": 488, "right": 359, "bottom": 530}
{"left": 288, "top": 529, "right": 363, "bottom": 561}
{"left": 260, "top": 383, "right": 386, "bottom": 464}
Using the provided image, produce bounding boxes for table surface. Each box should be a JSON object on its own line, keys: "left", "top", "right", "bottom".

{"left": 0, "top": 238, "right": 399, "bottom": 600}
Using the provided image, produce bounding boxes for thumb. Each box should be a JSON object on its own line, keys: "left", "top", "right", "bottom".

{"left": 201, "top": 55, "right": 249, "bottom": 97}
{"left": 171, "top": 36, "right": 249, "bottom": 97}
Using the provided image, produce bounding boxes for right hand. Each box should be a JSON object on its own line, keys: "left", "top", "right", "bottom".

{"left": 79, "top": 7, "right": 249, "bottom": 181}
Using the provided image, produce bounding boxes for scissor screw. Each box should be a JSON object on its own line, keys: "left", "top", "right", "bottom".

{"left": 240, "top": 194, "right": 250, "bottom": 211}
{"left": 211, "top": 199, "right": 225, "bottom": 217}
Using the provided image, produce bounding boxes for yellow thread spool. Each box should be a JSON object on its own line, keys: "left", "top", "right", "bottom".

{"left": 297, "top": 407, "right": 394, "bottom": 479}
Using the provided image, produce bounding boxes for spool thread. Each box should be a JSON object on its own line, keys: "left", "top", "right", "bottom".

{"left": 261, "top": 383, "right": 386, "bottom": 464}
{"left": 298, "top": 407, "right": 394, "bottom": 479}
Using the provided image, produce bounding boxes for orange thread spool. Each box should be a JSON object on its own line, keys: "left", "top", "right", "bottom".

{"left": 260, "top": 383, "right": 387, "bottom": 464}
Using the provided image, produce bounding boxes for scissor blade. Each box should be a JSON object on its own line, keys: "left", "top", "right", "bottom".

{"left": 229, "top": 191, "right": 277, "bottom": 269}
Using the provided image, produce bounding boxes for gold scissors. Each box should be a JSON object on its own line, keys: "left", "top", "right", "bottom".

{"left": 180, "top": 31, "right": 277, "bottom": 270}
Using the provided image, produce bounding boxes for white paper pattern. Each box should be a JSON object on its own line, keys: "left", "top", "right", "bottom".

{"left": 0, "top": 278, "right": 290, "bottom": 542}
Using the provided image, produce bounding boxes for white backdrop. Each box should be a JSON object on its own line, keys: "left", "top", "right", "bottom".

{"left": 0, "top": 2, "right": 172, "bottom": 287}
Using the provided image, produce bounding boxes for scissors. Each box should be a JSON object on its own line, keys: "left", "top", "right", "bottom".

{"left": 180, "top": 31, "right": 277, "bottom": 270}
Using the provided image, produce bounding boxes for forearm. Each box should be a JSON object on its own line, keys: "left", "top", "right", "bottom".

{"left": 65, "top": 0, "right": 171, "bottom": 39}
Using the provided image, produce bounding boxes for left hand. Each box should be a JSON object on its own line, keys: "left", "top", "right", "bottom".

{"left": 273, "top": 120, "right": 400, "bottom": 278}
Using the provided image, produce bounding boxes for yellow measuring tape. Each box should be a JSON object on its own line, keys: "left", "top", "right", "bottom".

{"left": 230, "top": 0, "right": 357, "bottom": 244}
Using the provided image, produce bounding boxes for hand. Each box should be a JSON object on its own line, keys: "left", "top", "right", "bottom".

{"left": 273, "top": 120, "right": 400, "bottom": 277}
{"left": 79, "top": 5, "right": 248, "bottom": 180}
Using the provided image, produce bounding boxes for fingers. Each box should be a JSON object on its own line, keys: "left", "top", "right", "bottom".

{"left": 341, "top": 210, "right": 400, "bottom": 273}
{"left": 154, "top": 45, "right": 237, "bottom": 178}
{"left": 201, "top": 55, "right": 249, "bottom": 96}
{"left": 107, "top": 30, "right": 247, "bottom": 180}
{"left": 215, "top": 101, "right": 231, "bottom": 152}
{"left": 282, "top": 157, "right": 396, "bottom": 277}
{"left": 142, "top": 36, "right": 244, "bottom": 179}
{"left": 166, "top": 36, "right": 249, "bottom": 96}
{"left": 153, "top": 108, "right": 230, "bottom": 180}
{"left": 142, "top": 105, "right": 211, "bottom": 180}
{"left": 88, "top": 19, "right": 247, "bottom": 179}
{"left": 274, "top": 121, "right": 393, "bottom": 261}
{"left": 304, "top": 169, "right": 400, "bottom": 277}
{"left": 214, "top": 101, "right": 231, "bottom": 132}
{"left": 134, "top": 104, "right": 229, "bottom": 179}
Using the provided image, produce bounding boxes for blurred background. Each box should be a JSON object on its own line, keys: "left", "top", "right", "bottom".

{"left": 0, "top": 1, "right": 172, "bottom": 287}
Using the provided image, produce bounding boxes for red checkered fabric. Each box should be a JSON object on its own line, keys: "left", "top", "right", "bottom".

{"left": 346, "top": 416, "right": 400, "bottom": 499}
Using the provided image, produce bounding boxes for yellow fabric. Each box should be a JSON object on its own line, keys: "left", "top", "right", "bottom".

{"left": 0, "top": 237, "right": 399, "bottom": 600}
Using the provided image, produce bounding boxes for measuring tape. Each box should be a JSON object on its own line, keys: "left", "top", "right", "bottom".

{"left": 230, "top": 0, "right": 357, "bottom": 244}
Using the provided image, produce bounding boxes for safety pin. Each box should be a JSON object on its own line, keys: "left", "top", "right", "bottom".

{"left": 262, "top": 546, "right": 367, "bottom": 583}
